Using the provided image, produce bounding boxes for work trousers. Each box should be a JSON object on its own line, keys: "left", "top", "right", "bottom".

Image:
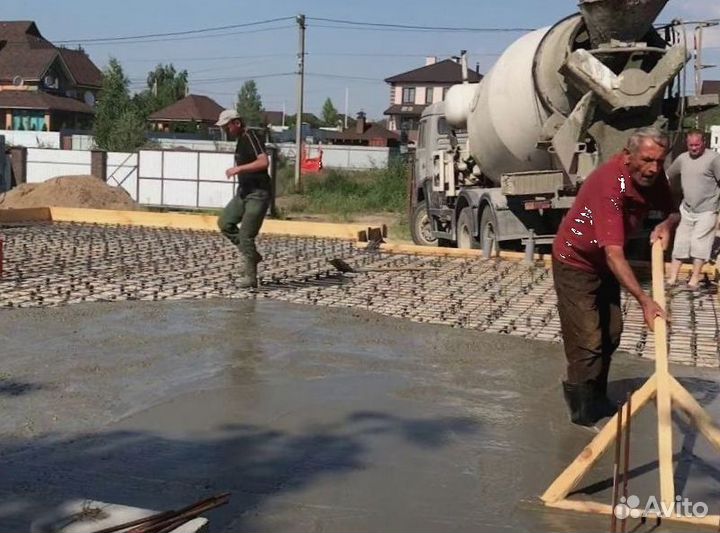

{"left": 217, "top": 189, "right": 270, "bottom": 261}
{"left": 552, "top": 258, "right": 623, "bottom": 387}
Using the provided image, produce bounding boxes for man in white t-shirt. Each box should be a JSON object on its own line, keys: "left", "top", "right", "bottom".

{"left": 667, "top": 131, "right": 720, "bottom": 289}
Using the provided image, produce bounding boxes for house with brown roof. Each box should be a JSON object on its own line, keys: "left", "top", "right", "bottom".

{"left": 0, "top": 21, "right": 102, "bottom": 131}
{"left": 148, "top": 94, "right": 224, "bottom": 133}
{"left": 384, "top": 56, "right": 482, "bottom": 140}
{"left": 323, "top": 111, "right": 399, "bottom": 147}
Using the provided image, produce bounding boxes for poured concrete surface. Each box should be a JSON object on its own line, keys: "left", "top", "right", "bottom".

{"left": 1, "top": 300, "right": 719, "bottom": 532}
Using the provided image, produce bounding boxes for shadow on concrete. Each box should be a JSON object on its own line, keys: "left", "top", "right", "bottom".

{"left": 570, "top": 376, "right": 720, "bottom": 499}
{"left": 0, "top": 378, "right": 44, "bottom": 397}
{"left": 0, "top": 411, "right": 479, "bottom": 532}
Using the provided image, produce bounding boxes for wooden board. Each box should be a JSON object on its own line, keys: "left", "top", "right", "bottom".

{"left": 32, "top": 207, "right": 372, "bottom": 240}
{"left": 651, "top": 241, "right": 675, "bottom": 507}
{"left": 546, "top": 499, "right": 720, "bottom": 528}
{"left": 0, "top": 207, "right": 52, "bottom": 222}
{"left": 541, "top": 375, "right": 657, "bottom": 504}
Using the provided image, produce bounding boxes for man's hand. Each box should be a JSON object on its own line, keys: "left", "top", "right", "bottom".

{"left": 225, "top": 166, "right": 240, "bottom": 179}
{"left": 650, "top": 221, "right": 672, "bottom": 251}
{"left": 640, "top": 295, "right": 667, "bottom": 331}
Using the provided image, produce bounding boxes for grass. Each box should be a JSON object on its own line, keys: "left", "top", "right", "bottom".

{"left": 279, "top": 158, "right": 408, "bottom": 217}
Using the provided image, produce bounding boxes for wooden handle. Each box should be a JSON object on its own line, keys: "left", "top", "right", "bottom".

{"left": 651, "top": 239, "right": 674, "bottom": 507}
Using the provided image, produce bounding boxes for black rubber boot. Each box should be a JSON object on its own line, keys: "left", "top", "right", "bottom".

{"left": 563, "top": 381, "right": 602, "bottom": 427}
{"left": 237, "top": 257, "right": 258, "bottom": 289}
{"left": 591, "top": 379, "right": 618, "bottom": 420}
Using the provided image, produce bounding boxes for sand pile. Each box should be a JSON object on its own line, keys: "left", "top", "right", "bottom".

{"left": 0, "top": 175, "right": 138, "bottom": 210}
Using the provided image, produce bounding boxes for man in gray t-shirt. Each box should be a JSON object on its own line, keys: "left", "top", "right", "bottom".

{"left": 667, "top": 131, "right": 720, "bottom": 289}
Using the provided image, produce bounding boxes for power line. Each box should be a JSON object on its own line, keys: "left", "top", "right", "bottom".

{"left": 122, "top": 53, "right": 293, "bottom": 63}
{"left": 307, "top": 17, "right": 534, "bottom": 32}
{"left": 306, "top": 72, "right": 383, "bottom": 82}
{"left": 53, "top": 16, "right": 295, "bottom": 44}
{"left": 56, "top": 25, "right": 294, "bottom": 47}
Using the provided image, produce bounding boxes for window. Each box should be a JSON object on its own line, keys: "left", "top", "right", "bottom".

{"left": 402, "top": 87, "right": 416, "bottom": 104}
{"left": 417, "top": 123, "right": 425, "bottom": 148}
{"left": 425, "top": 87, "right": 434, "bottom": 105}
{"left": 12, "top": 110, "right": 46, "bottom": 131}
{"left": 437, "top": 117, "right": 449, "bottom": 136}
{"left": 442, "top": 87, "right": 449, "bottom": 100}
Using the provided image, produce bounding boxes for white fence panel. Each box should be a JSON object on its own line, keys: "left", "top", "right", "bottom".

{"left": 162, "top": 180, "right": 198, "bottom": 207}
{"left": 72, "top": 135, "right": 96, "bottom": 150}
{"left": 106, "top": 152, "right": 138, "bottom": 201}
{"left": 275, "top": 143, "right": 391, "bottom": 170}
{"left": 163, "top": 151, "right": 198, "bottom": 181}
{"left": 26, "top": 148, "right": 91, "bottom": 183}
{"left": 139, "top": 151, "right": 163, "bottom": 178}
{"left": 322, "top": 146, "right": 389, "bottom": 170}
{"left": 198, "top": 182, "right": 234, "bottom": 209}
{"left": 138, "top": 179, "right": 162, "bottom": 205}
{"left": 154, "top": 138, "right": 235, "bottom": 152}
{"left": 0, "top": 130, "right": 60, "bottom": 149}
{"left": 199, "top": 152, "right": 234, "bottom": 182}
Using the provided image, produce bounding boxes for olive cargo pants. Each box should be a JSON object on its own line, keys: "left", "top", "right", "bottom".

{"left": 217, "top": 189, "right": 270, "bottom": 262}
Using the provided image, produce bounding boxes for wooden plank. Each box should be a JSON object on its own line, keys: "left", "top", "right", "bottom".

{"left": 355, "top": 242, "right": 554, "bottom": 264}
{"left": 0, "top": 207, "right": 52, "bottom": 222}
{"left": 546, "top": 499, "right": 720, "bottom": 528}
{"left": 356, "top": 241, "right": 718, "bottom": 274}
{"left": 46, "top": 207, "right": 371, "bottom": 240}
{"left": 651, "top": 241, "right": 675, "bottom": 508}
{"left": 669, "top": 376, "right": 720, "bottom": 451}
{"left": 541, "top": 375, "right": 657, "bottom": 504}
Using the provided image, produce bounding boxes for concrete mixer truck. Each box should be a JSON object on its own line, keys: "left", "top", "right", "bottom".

{"left": 409, "top": 0, "right": 696, "bottom": 254}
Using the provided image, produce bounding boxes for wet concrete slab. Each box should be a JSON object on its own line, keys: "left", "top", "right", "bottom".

{"left": 0, "top": 300, "right": 719, "bottom": 532}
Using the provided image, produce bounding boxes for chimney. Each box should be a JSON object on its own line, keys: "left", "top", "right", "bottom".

{"left": 425, "top": 56, "right": 437, "bottom": 66}
{"left": 355, "top": 111, "right": 366, "bottom": 135}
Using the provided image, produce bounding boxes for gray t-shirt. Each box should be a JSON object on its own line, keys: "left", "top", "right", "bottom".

{"left": 667, "top": 149, "right": 720, "bottom": 213}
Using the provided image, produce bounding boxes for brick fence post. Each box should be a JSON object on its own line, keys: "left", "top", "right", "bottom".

{"left": 91, "top": 150, "right": 107, "bottom": 182}
{"left": 9, "top": 146, "right": 27, "bottom": 185}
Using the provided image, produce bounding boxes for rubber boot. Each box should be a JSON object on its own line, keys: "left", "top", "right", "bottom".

{"left": 562, "top": 381, "right": 601, "bottom": 427}
{"left": 591, "top": 379, "right": 617, "bottom": 420}
{"left": 237, "top": 257, "right": 258, "bottom": 289}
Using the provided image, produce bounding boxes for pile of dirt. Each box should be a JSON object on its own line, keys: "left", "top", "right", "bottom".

{"left": 0, "top": 175, "right": 138, "bottom": 210}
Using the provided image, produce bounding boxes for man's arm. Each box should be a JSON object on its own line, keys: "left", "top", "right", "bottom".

{"left": 649, "top": 212, "right": 680, "bottom": 250}
{"left": 605, "top": 245, "right": 666, "bottom": 330}
{"left": 228, "top": 153, "right": 269, "bottom": 177}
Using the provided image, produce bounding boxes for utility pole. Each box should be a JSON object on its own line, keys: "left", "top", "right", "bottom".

{"left": 294, "top": 14, "right": 306, "bottom": 194}
{"left": 344, "top": 87, "right": 349, "bottom": 130}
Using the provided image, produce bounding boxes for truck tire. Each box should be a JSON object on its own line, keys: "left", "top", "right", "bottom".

{"left": 410, "top": 201, "right": 437, "bottom": 246}
{"left": 479, "top": 205, "right": 497, "bottom": 252}
{"left": 456, "top": 207, "right": 480, "bottom": 249}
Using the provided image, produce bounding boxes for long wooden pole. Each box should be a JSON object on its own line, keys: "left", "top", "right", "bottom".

{"left": 651, "top": 240, "right": 675, "bottom": 508}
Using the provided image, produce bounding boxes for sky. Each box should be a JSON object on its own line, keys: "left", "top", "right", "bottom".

{"left": 4, "top": 0, "right": 720, "bottom": 120}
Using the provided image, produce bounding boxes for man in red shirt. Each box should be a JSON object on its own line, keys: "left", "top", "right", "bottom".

{"left": 552, "top": 127, "right": 680, "bottom": 427}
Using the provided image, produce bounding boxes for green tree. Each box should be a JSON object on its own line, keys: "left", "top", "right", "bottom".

{"left": 236, "top": 80, "right": 264, "bottom": 126}
{"left": 321, "top": 97, "right": 340, "bottom": 127}
{"left": 93, "top": 58, "right": 146, "bottom": 151}
{"left": 133, "top": 63, "right": 189, "bottom": 117}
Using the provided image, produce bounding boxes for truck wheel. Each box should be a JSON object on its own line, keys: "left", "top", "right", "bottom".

{"left": 479, "top": 206, "right": 497, "bottom": 252}
{"left": 410, "top": 201, "right": 437, "bottom": 246}
{"left": 457, "top": 207, "right": 480, "bottom": 249}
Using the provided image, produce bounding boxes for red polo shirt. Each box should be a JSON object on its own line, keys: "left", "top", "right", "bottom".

{"left": 552, "top": 154, "right": 674, "bottom": 273}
